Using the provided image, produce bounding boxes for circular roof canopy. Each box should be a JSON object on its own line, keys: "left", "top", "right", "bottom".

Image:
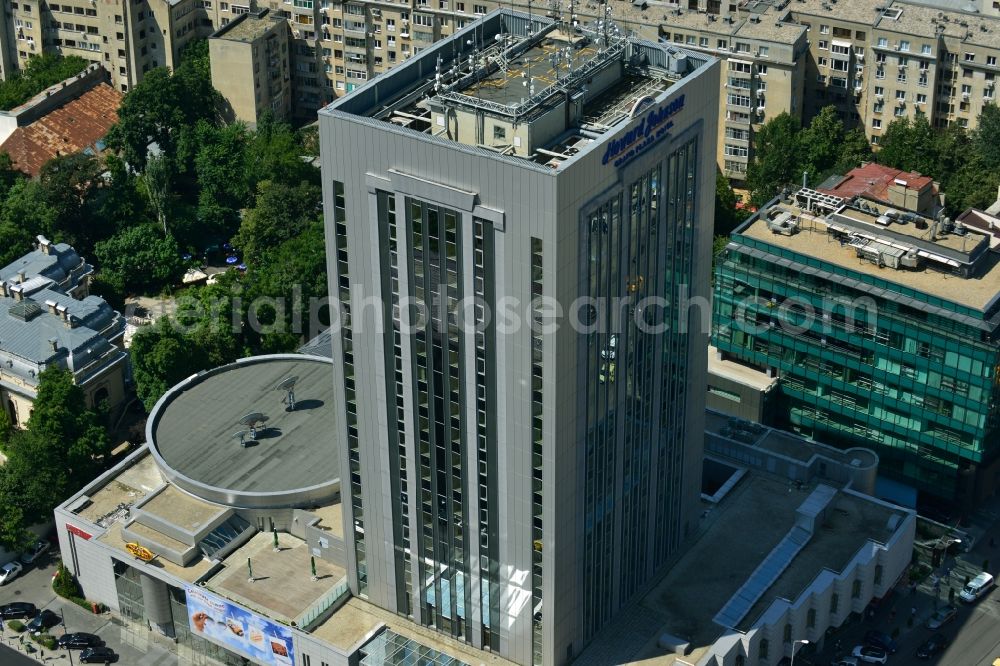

{"left": 147, "top": 355, "right": 339, "bottom": 508}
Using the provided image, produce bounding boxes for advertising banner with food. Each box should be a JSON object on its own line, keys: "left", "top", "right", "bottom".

{"left": 184, "top": 586, "right": 295, "bottom": 666}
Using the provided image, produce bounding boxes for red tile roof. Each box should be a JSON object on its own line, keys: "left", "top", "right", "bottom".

{"left": 0, "top": 83, "right": 122, "bottom": 177}
{"left": 818, "top": 162, "right": 936, "bottom": 203}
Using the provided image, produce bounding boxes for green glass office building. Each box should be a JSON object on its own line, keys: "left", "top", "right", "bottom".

{"left": 712, "top": 188, "right": 1000, "bottom": 506}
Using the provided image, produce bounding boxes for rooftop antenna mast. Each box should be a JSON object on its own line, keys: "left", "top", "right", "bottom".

{"left": 274, "top": 375, "right": 299, "bottom": 412}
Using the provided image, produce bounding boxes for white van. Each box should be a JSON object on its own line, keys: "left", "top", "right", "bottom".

{"left": 960, "top": 572, "right": 994, "bottom": 603}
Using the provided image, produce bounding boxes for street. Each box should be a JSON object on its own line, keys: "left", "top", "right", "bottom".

{"left": 809, "top": 499, "right": 1000, "bottom": 666}
{"left": 0, "top": 643, "right": 42, "bottom": 665}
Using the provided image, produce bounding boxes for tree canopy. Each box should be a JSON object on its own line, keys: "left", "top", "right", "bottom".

{"left": 0, "top": 368, "right": 110, "bottom": 550}
{"left": 876, "top": 109, "right": 1000, "bottom": 213}
{"left": 745, "top": 106, "right": 872, "bottom": 207}
{"left": 106, "top": 40, "right": 221, "bottom": 171}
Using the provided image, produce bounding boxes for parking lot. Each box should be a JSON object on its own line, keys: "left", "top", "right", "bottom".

{"left": 0, "top": 550, "right": 180, "bottom": 665}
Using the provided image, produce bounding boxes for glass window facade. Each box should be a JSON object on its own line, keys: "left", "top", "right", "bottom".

{"left": 334, "top": 180, "right": 366, "bottom": 594}
{"left": 580, "top": 136, "right": 699, "bottom": 639}
{"left": 712, "top": 225, "right": 1000, "bottom": 502}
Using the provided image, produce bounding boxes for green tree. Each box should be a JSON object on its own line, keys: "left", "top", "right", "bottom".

{"left": 973, "top": 103, "right": 1000, "bottom": 170}
{"left": 799, "top": 106, "right": 845, "bottom": 183}
{"left": 246, "top": 114, "right": 319, "bottom": 190}
{"left": 876, "top": 113, "right": 938, "bottom": 175}
{"left": 232, "top": 180, "right": 322, "bottom": 263}
{"left": 835, "top": 127, "right": 873, "bottom": 174}
{"left": 714, "top": 168, "right": 740, "bottom": 236}
{"left": 92, "top": 154, "right": 149, "bottom": 234}
{"left": 0, "top": 217, "right": 35, "bottom": 267}
{"left": 142, "top": 154, "right": 172, "bottom": 234}
{"left": 130, "top": 319, "right": 209, "bottom": 411}
{"left": 94, "top": 224, "right": 184, "bottom": 295}
{"left": 0, "top": 368, "right": 110, "bottom": 548}
{"left": 746, "top": 112, "right": 802, "bottom": 207}
{"left": 35, "top": 153, "right": 106, "bottom": 253}
{"left": 106, "top": 40, "right": 221, "bottom": 171}
{"left": 194, "top": 121, "right": 250, "bottom": 236}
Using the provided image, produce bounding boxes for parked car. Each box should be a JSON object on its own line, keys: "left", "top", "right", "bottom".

{"left": 26, "top": 609, "right": 61, "bottom": 634}
{"left": 0, "top": 602, "right": 36, "bottom": 620}
{"left": 20, "top": 539, "right": 50, "bottom": 565}
{"left": 917, "top": 633, "right": 950, "bottom": 659}
{"left": 863, "top": 629, "right": 899, "bottom": 654}
{"left": 57, "top": 632, "right": 103, "bottom": 649}
{"left": 927, "top": 604, "right": 958, "bottom": 629}
{"left": 0, "top": 560, "right": 23, "bottom": 585}
{"left": 831, "top": 659, "right": 860, "bottom": 666}
{"left": 960, "top": 571, "right": 995, "bottom": 602}
{"left": 852, "top": 645, "right": 889, "bottom": 664}
{"left": 79, "top": 646, "right": 119, "bottom": 663}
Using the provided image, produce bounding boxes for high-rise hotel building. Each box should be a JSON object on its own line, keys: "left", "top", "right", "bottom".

{"left": 320, "top": 10, "right": 719, "bottom": 665}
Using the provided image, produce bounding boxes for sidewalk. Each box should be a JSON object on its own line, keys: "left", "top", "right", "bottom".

{"left": 813, "top": 496, "right": 1000, "bottom": 664}
{"left": 0, "top": 598, "right": 181, "bottom": 665}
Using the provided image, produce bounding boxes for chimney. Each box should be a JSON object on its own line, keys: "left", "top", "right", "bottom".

{"left": 44, "top": 299, "right": 57, "bottom": 315}
{"left": 0, "top": 281, "right": 6, "bottom": 298}
{"left": 64, "top": 314, "right": 77, "bottom": 329}
{"left": 36, "top": 234, "right": 51, "bottom": 255}
{"left": 9, "top": 285, "right": 22, "bottom": 302}
{"left": 56, "top": 304, "right": 68, "bottom": 322}
{"left": 48, "top": 338, "right": 58, "bottom": 352}
{"left": 16, "top": 270, "right": 25, "bottom": 284}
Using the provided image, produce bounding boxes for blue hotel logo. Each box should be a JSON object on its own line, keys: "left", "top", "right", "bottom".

{"left": 601, "top": 94, "right": 686, "bottom": 168}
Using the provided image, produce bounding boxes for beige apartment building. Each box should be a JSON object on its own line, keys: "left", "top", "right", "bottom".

{"left": 4, "top": 0, "right": 1000, "bottom": 177}
{"left": 209, "top": 9, "right": 292, "bottom": 125}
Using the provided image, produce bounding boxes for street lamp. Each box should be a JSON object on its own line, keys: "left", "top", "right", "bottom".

{"left": 790, "top": 638, "right": 809, "bottom": 666}
{"left": 59, "top": 608, "right": 74, "bottom": 666}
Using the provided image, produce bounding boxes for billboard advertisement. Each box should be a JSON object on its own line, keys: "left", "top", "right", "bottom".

{"left": 184, "top": 585, "right": 295, "bottom": 666}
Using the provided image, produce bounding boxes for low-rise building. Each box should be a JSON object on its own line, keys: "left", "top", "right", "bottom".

{"left": 53, "top": 353, "right": 520, "bottom": 666}
{"left": 0, "top": 64, "right": 121, "bottom": 176}
{"left": 713, "top": 186, "right": 1000, "bottom": 506}
{"left": 573, "top": 411, "right": 914, "bottom": 666}
{"left": 0, "top": 237, "right": 126, "bottom": 426}
{"left": 53, "top": 350, "right": 912, "bottom": 666}
{"left": 817, "top": 162, "right": 944, "bottom": 218}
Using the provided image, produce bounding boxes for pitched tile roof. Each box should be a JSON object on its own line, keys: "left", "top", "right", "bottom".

{"left": 817, "top": 162, "right": 936, "bottom": 204}
{"left": 0, "top": 83, "right": 122, "bottom": 176}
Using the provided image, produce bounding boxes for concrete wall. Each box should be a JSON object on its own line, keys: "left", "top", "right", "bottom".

{"left": 706, "top": 371, "right": 773, "bottom": 422}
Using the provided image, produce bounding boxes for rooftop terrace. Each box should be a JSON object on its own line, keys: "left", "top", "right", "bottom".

{"left": 624, "top": 473, "right": 900, "bottom": 663}
{"left": 327, "top": 9, "right": 708, "bottom": 167}
{"left": 205, "top": 531, "right": 346, "bottom": 625}
{"left": 212, "top": 9, "right": 281, "bottom": 42}
{"left": 75, "top": 452, "right": 164, "bottom": 526}
{"left": 738, "top": 196, "right": 1000, "bottom": 312}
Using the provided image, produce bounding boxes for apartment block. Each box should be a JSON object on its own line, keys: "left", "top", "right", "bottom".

{"left": 209, "top": 9, "right": 291, "bottom": 125}
{"left": 714, "top": 187, "right": 1000, "bottom": 506}
{"left": 655, "top": 8, "right": 808, "bottom": 180}
{"left": 785, "top": 0, "right": 1000, "bottom": 146}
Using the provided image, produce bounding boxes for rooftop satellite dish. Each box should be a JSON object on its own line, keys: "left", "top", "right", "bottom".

{"left": 232, "top": 430, "right": 250, "bottom": 448}
{"left": 238, "top": 412, "right": 268, "bottom": 440}
{"left": 275, "top": 376, "right": 299, "bottom": 411}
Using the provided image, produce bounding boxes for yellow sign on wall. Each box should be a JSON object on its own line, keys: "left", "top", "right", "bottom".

{"left": 125, "top": 542, "right": 154, "bottom": 562}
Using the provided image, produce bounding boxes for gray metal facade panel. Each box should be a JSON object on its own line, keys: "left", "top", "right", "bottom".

{"left": 321, "top": 43, "right": 719, "bottom": 666}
